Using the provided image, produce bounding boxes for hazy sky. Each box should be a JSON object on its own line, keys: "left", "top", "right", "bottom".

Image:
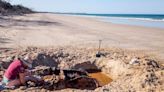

{"left": 11, "top": 0, "right": 164, "bottom": 14}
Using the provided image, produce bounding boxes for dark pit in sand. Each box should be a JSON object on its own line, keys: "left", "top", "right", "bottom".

{"left": 0, "top": 47, "right": 114, "bottom": 91}
{"left": 28, "top": 66, "right": 113, "bottom": 90}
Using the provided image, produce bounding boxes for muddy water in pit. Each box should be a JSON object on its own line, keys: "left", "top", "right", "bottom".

{"left": 89, "top": 72, "right": 113, "bottom": 86}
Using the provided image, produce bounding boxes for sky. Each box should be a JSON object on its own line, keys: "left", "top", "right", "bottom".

{"left": 10, "top": 0, "right": 164, "bottom": 14}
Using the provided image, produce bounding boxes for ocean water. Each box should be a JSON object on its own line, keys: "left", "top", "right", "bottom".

{"left": 100, "top": 17, "right": 164, "bottom": 29}
{"left": 73, "top": 14, "right": 164, "bottom": 20}
{"left": 69, "top": 13, "right": 164, "bottom": 29}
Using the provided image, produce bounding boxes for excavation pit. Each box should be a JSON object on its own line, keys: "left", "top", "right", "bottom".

{"left": 0, "top": 48, "right": 118, "bottom": 91}
{"left": 73, "top": 62, "right": 113, "bottom": 87}
{"left": 28, "top": 66, "right": 113, "bottom": 90}
{"left": 0, "top": 48, "right": 114, "bottom": 90}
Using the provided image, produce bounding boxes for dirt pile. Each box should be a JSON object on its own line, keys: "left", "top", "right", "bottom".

{"left": 0, "top": 0, "right": 33, "bottom": 15}
{"left": 0, "top": 47, "right": 163, "bottom": 92}
{"left": 95, "top": 58, "right": 164, "bottom": 92}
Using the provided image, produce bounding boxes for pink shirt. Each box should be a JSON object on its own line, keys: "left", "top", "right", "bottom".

{"left": 4, "top": 60, "right": 25, "bottom": 80}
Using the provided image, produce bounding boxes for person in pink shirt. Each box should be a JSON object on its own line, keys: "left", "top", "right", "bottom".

{"left": 2, "top": 54, "right": 39, "bottom": 88}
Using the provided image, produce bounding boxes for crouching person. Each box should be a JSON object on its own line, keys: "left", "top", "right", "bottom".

{"left": 2, "top": 54, "right": 40, "bottom": 88}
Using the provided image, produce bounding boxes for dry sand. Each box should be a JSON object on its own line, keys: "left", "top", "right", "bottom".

{"left": 0, "top": 13, "right": 164, "bottom": 59}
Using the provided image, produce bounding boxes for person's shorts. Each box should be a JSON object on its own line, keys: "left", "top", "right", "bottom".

{"left": 1, "top": 76, "right": 10, "bottom": 85}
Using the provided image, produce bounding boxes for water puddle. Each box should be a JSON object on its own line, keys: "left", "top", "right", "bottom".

{"left": 89, "top": 72, "right": 112, "bottom": 86}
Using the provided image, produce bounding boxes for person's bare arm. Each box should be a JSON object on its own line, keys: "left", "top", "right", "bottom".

{"left": 19, "top": 73, "right": 26, "bottom": 85}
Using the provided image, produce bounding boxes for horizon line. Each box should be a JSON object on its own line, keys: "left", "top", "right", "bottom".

{"left": 37, "top": 11, "right": 164, "bottom": 15}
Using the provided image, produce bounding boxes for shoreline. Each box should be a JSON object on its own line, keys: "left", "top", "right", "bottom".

{"left": 61, "top": 14, "right": 164, "bottom": 29}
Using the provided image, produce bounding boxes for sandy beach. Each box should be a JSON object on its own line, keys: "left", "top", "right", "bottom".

{"left": 0, "top": 13, "right": 164, "bottom": 92}
{"left": 0, "top": 13, "right": 164, "bottom": 59}
{"left": 0, "top": 0, "right": 164, "bottom": 91}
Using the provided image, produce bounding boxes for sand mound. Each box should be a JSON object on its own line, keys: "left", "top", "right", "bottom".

{"left": 95, "top": 59, "right": 163, "bottom": 92}
{"left": 0, "top": 47, "right": 163, "bottom": 92}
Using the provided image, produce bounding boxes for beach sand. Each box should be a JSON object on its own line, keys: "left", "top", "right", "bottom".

{"left": 0, "top": 13, "right": 164, "bottom": 59}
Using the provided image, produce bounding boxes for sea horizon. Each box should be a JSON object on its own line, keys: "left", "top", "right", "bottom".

{"left": 50, "top": 12, "right": 164, "bottom": 20}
